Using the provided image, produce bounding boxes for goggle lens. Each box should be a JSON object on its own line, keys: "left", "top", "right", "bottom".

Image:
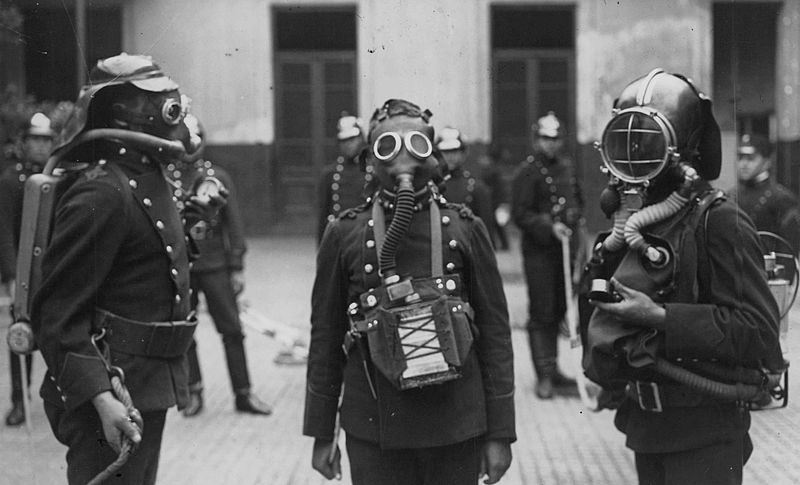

{"left": 372, "top": 131, "right": 433, "bottom": 162}
{"left": 162, "top": 99, "right": 185, "bottom": 126}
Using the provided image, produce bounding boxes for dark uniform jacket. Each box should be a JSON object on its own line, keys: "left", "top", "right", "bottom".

{"left": 511, "top": 151, "right": 583, "bottom": 253}
{"left": 32, "top": 143, "right": 193, "bottom": 413}
{"left": 304, "top": 191, "right": 516, "bottom": 449}
{"left": 166, "top": 159, "right": 246, "bottom": 273}
{"left": 316, "top": 156, "right": 375, "bottom": 243}
{"left": 0, "top": 161, "right": 42, "bottom": 283}
{"left": 442, "top": 168, "right": 493, "bottom": 230}
{"left": 608, "top": 185, "right": 782, "bottom": 453}
{"left": 731, "top": 176, "right": 800, "bottom": 255}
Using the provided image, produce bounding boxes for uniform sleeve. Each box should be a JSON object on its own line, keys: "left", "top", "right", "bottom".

{"left": 0, "top": 178, "right": 17, "bottom": 282}
{"left": 303, "top": 221, "right": 349, "bottom": 440}
{"left": 663, "top": 203, "right": 782, "bottom": 367}
{"left": 511, "top": 165, "right": 553, "bottom": 245}
{"left": 316, "top": 170, "right": 333, "bottom": 245}
{"left": 31, "top": 180, "right": 128, "bottom": 410}
{"left": 217, "top": 169, "right": 247, "bottom": 271}
{"left": 467, "top": 218, "right": 516, "bottom": 442}
{"left": 471, "top": 181, "right": 494, "bottom": 229}
{"left": 776, "top": 190, "right": 800, "bottom": 256}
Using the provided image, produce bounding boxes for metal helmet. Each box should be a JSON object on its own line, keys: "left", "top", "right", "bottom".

{"left": 598, "top": 68, "right": 721, "bottom": 183}
{"left": 25, "top": 112, "right": 56, "bottom": 139}
{"left": 435, "top": 127, "right": 465, "bottom": 152}
{"left": 337, "top": 114, "right": 364, "bottom": 141}
{"left": 183, "top": 113, "right": 205, "bottom": 156}
{"left": 53, "top": 53, "right": 183, "bottom": 156}
{"left": 534, "top": 111, "right": 563, "bottom": 139}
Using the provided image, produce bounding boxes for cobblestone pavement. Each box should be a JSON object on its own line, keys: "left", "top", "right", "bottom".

{"left": 1, "top": 235, "right": 798, "bottom": 484}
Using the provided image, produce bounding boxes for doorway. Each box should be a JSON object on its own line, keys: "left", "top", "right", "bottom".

{"left": 272, "top": 7, "right": 358, "bottom": 233}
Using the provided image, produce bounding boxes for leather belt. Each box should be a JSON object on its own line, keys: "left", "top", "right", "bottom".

{"left": 626, "top": 380, "right": 724, "bottom": 413}
{"left": 95, "top": 308, "right": 197, "bottom": 359}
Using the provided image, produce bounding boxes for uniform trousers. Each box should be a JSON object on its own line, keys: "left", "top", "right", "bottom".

{"left": 522, "top": 245, "right": 565, "bottom": 376}
{"left": 346, "top": 434, "right": 481, "bottom": 485}
{"left": 634, "top": 434, "right": 752, "bottom": 485}
{"left": 44, "top": 400, "right": 166, "bottom": 485}
{"left": 187, "top": 268, "right": 250, "bottom": 393}
{"left": 9, "top": 349, "right": 32, "bottom": 403}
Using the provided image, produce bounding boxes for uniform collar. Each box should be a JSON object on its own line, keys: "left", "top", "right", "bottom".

{"left": 375, "top": 183, "right": 438, "bottom": 210}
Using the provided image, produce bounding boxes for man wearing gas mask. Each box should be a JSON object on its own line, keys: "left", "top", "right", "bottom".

{"left": 436, "top": 127, "right": 493, "bottom": 236}
{"left": 304, "top": 99, "right": 515, "bottom": 484}
{"left": 0, "top": 112, "right": 55, "bottom": 426}
{"left": 31, "top": 53, "right": 224, "bottom": 484}
{"left": 584, "top": 69, "right": 784, "bottom": 484}
{"left": 511, "top": 111, "right": 584, "bottom": 399}
{"left": 316, "top": 114, "right": 377, "bottom": 244}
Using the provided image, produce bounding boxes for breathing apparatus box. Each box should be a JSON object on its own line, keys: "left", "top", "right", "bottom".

{"left": 351, "top": 275, "right": 475, "bottom": 390}
{"left": 11, "top": 170, "right": 77, "bottom": 354}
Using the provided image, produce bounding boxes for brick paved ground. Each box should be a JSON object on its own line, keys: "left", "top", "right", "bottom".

{"left": 1, "top": 235, "right": 798, "bottom": 484}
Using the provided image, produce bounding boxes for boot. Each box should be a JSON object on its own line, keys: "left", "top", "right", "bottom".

{"left": 535, "top": 376, "right": 554, "bottom": 399}
{"left": 235, "top": 390, "right": 273, "bottom": 416}
{"left": 183, "top": 383, "right": 204, "bottom": 417}
{"left": 529, "top": 325, "right": 558, "bottom": 399}
{"left": 5, "top": 401, "right": 24, "bottom": 426}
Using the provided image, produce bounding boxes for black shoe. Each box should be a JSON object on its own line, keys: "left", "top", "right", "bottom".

{"left": 552, "top": 371, "right": 577, "bottom": 388}
{"left": 235, "top": 392, "right": 273, "bottom": 416}
{"left": 5, "top": 402, "right": 25, "bottom": 427}
{"left": 535, "top": 377, "right": 554, "bottom": 399}
{"left": 182, "top": 391, "right": 204, "bottom": 418}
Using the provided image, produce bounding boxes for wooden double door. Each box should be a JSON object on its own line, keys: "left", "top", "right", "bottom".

{"left": 273, "top": 51, "right": 357, "bottom": 233}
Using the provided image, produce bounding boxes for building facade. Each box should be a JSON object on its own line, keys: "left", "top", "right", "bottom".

{"left": 3, "top": 0, "right": 799, "bottom": 234}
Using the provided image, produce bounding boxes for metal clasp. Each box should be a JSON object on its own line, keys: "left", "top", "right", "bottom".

{"left": 636, "top": 380, "right": 663, "bottom": 413}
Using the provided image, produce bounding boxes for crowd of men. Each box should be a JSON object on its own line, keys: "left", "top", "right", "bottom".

{"left": 0, "top": 52, "right": 794, "bottom": 485}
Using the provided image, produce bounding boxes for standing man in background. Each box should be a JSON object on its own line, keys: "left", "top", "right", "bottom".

{"left": 436, "top": 127, "right": 494, "bottom": 240}
{"left": 169, "top": 114, "right": 272, "bottom": 418}
{"left": 511, "top": 112, "right": 584, "bottom": 399}
{"left": 731, "top": 133, "right": 800, "bottom": 255}
{"left": 0, "top": 112, "right": 54, "bottom": 426}
{"left": 316, "top": 114, "right": 375, "bottom": 244}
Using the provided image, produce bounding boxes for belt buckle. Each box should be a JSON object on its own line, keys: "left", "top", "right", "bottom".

{"left": 636, "top": 381, "right": 663, "bottom": 413}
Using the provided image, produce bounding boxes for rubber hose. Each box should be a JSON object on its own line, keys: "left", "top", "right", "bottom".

{"left": 625, "top": 191, "right": 688, "bottom": 251}
{"left": 654, "top": 358, "right": 780, "bottom": 402}
{"left": 379, "top": 174, "right": 415, "bottom": 278}
{"left": 46, "top": 128, "right": 187, "bottom": 174}
{"left": 685, "top": 361, "right": 783, "bottom": 386}
{"left": 603, "top": 201, "right": 629, "bottom": 252}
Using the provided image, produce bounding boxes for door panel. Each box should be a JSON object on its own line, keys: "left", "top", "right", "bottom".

{"left": 274, "top": 52, "right": 356, "bottom": 232}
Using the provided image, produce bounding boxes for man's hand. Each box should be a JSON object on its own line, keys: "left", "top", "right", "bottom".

{"left": 589, "top": 278, "right": 666, "bottom": 330}
{"left": 92, "top": 391, "right": 142, "bottom": 454}
{"left": 311, "top": 438, "right": 341, "bottom": 480}
{"left": 231, "top": 270, "right": 245, "bottom": 296}
{"left": 551, "top": 221, "right": 572, "bottom": 240}
{"left": 479, "top": 439, "right": 512, "bottom": 484}
{"left": 183, "top": 188, "right": 228, "bottom": 229}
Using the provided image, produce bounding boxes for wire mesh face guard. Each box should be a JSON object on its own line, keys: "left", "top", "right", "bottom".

{"left": 599, "top": 106, "right": 678, "bottom": 184}
{"left": 373, "top": 131, "right": 433, "bottom": 163}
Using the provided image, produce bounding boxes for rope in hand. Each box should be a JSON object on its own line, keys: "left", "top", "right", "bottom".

{"left": 87, "top": 330, "right": 143, "bottom": 485}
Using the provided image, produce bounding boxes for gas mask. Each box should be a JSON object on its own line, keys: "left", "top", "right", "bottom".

{"left": 365, "top": 100, "right": 441, "bottom": 282}
{"left": 589, "top": 68, "right": 721, "bottom": 299}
